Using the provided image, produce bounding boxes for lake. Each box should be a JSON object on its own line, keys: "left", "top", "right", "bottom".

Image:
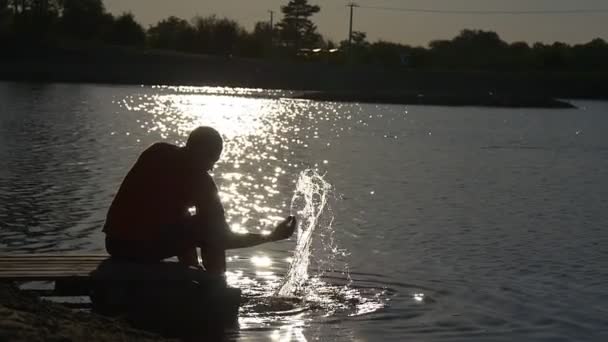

{"left": 1, "top": 81, "right": 607, "bottom": 341}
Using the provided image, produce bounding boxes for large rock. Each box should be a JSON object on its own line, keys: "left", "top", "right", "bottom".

{"left": 90, "top": 258, "right": 241, "bottom": 338}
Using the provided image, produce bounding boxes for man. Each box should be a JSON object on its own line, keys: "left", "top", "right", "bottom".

{"left": 103, "top": 126, "right": 296, "bottom": 274}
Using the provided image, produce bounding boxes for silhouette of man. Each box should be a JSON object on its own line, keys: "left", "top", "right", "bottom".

{"left": 103, "top": 126, "right": 296, "bottom": 274}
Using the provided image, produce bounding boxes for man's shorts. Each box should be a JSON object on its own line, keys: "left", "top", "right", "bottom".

{"left": 105, "top": 223, "right": 197, "bottom": 262}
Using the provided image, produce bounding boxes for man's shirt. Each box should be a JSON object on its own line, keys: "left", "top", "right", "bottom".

{"left": 103, "top": 143, "right": 224, "bottom": 241}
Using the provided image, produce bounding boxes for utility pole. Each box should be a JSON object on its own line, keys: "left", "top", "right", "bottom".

{"left": 347, "top": 3, "right": 358, "bottom": 52}
{"left": 268, "top": 10, "right": 275, "bottom": 49}
{"left": 268, "top": 10, "right": 274, "bottom": 29}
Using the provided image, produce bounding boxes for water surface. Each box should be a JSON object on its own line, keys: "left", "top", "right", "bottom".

{"left": 1, "top": 82, "right": 607, "bottom": 341}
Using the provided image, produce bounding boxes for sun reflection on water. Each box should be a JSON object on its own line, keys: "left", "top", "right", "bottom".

{"left": 120, "top": 91, "right": 295, "bottom": 235}
{"left": 116, "top": 86, "right": 389, "bottom": 340}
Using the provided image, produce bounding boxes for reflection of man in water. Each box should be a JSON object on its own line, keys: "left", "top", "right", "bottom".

{"left": 103, "top": 126, "right": 296, "bottom": 274}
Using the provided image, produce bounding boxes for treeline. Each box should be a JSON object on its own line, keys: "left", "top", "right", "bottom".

{"left": 0, "top": 0, "right": 319, "bottom": 58}
{"left": 1, "top": 0, "right": 607, "bottom": 71}
{"left": 0, "top": 0, "right": 146, "bottom": 46}
{"left": 346, "top": 30, "right": 608, "bottom": 71}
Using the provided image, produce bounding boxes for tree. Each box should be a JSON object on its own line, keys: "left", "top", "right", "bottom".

{"left": 451, "top": 29, "right": 505, "bottom": 50}
{"left": 3, "top": 0, "right": 60, "bottom": 40}
{"left": 59, "top": 0, "right": 109, "bottom": 40}
{"left": 104, "top": 12, "right": 145, "bottom": 46}
{"left": 252, "top": 21, "right": 274, "bottom": 46}
{"left": 30, "top": 0, "right": 56, "bottom": 15}
{"left": 0, "top": 0, "right": 10, "bottom": 17}
{"left": 368, "top": 41, "right": 416, "bottom": 67}
{"left": 237, "top": 21, "right": 275, "bottom": 57}
{"left": 427, "top": 29, "right": 509, "bottom": 69}
{"left": 147, "top": 16, "right": 195, "bottom": 51}
{"left": 8, "top": 0, "right": 24, "bottom": 14}
{"left": 276, "top": 0, "right": 320, "bottom": 49}
{"left": 191, "top": 15, "right": 244, "bottom": 55}
{"left": 338, "top": 30, "right": 369, "bottom": 62}
{"left": 349, "top": 31, "right": 368, "bottom": 47}
{"left": 574, "top": 38, "right": 608, "bottom": 70}
{"left": 0, "top": 0, "right": 12, "bottom": 38}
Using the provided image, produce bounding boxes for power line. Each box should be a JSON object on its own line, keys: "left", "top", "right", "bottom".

{"left": 358, "top": 5, "right": 608, "bottom": 15}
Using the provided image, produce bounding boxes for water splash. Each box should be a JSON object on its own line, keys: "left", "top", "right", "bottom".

{"left": 238, "top": 169, "right": 387, "bottom": 334}
{"left": 276, "top": 169, "right": 332, "bottom": 297}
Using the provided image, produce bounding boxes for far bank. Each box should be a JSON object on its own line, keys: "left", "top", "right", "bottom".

{"left": 1, "top": 45, "right": 604, "bottom": 108}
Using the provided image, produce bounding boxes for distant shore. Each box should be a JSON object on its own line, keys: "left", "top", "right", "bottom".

{"left": 1, "top": 44, "right": 604, "bottom": 108}
{"left": 295, "top": 91, "right": 574, "bottom": 108}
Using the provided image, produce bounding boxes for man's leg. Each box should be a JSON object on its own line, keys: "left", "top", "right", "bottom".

{"left": 200, "top": 247, "right": 226, "bottom": 275}
{"left": 178, "top": 248, "right": 199, "bottom": 267}
{"left": 105, "top": 236, "right": 177, "bottom": 262}
{"left": 184, "top": 214, "right": 227, "bottom": 274}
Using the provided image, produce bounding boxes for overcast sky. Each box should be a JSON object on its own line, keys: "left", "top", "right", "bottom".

{"left": 104, "top": 0, "right": 608, "bottom": 46}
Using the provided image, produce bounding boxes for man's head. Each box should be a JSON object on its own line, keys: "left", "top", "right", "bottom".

{"left": 185, "top": 126, "right": 223, "bottom": 171}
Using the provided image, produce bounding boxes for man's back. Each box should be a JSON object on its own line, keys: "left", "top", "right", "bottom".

{"left": 104, "top": 142, "right": 212, "bottom": 241}
{"left": 101, "top": 126, "right": 296, "bottom": 272}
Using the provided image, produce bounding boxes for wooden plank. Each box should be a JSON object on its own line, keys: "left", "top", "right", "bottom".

{"left": 0, "top": 256, "right": 106, "bottom": 259}
{"left": 0, "top": 263, "right": 102, "bottom": 268}
{"left": 0, "top": 266, "right": 97, "bottom": 269}
{"left": 0, "top": 260, "right": 103, "bottom": 264}
{"left": 0, "top": 259, "right": 104, "bottom": 263}
{"left": 0, "top": 258, "right": 102, "bottom": 260}
{"left": 0, "top": 264, "right": 103, "bottom": 268}
{"left": 1, "top": 272, "right": 95, "bottom": 276}
{"left": 0, "top": 273, "right": 94, "bottom": 277}
{"left": 0, "top": 264, "right": 100, "bottom": 268}
{"left": 0, "top": 259, "right": 105, "bottom": 262}
{"left": 2, "top": 276, "right": 90, "bottom": 280}
{"left": 0, "top": 268, "right": 99, "bottom": 272}
{"left": 1, "top": 271, "right": 92, "bottom": 276}
{"left": 0, "top": 260, "right": 99, "bottom": 264}
{"left": 0, "top": 254, "right": 104, "bottom": 281}
{"left": 0, "top": 253, "right": 108, "bottom": 258}
{"left": 0, "top": 255, "right": 108, "bottom": 261}
{"left": 0, "top": 257, "right": 107, "bottom": 260}
{"left": 1, "top": 272, "right": 90, "bottom": 277}
{"left": 0, "top": 254, "right": 107, "bottom": 281}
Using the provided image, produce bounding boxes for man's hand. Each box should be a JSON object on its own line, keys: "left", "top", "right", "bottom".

{"left": 269, "top": 216, "right": 297, "bottom": 242}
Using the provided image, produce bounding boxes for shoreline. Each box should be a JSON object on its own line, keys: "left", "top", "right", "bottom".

{"left": 1, "top": 44, "right": 605, "bottom": 108}
{"left": 295, "top": 90, "right": 575, "bottom": 108}
{"left": 0, "top": 283, "right": 170, "bottom": 341}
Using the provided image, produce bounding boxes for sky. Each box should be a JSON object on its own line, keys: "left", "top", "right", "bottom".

{"left": 104, "top": 0, "right": 608, "bottom": 46}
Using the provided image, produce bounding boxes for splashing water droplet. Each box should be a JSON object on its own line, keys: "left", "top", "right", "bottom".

{"left": 276, "top": 169, "right": 332, "bottom": 297}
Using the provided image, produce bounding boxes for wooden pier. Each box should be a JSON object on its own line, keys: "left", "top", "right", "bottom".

{"left": 0, "top": 254, "right": 107, "bottom": 280}
{"left": 0, "top": 254, "right": 108, "bottom": 297}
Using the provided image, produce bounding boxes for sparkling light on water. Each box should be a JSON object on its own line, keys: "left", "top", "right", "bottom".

{"left": 113, "top": 86, "right": 387, "bottom": 338}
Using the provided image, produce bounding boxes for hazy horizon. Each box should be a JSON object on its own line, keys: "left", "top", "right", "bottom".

{"left": 104, "top": 0, "right": 608, "bottom": 47}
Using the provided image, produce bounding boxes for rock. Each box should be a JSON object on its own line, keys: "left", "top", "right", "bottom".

{"left": 90, "top": 258, "right": 241, "bottom": 338}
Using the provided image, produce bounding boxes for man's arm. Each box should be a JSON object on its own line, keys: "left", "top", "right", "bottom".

{"left": 194, "top": 173, "right": 296, "bottom": 250}
{"left": 223, "top": 232, "right": 269, "bottom": 250}
{"left": 222, "top": 216, "right": 297, "bottom": 250}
